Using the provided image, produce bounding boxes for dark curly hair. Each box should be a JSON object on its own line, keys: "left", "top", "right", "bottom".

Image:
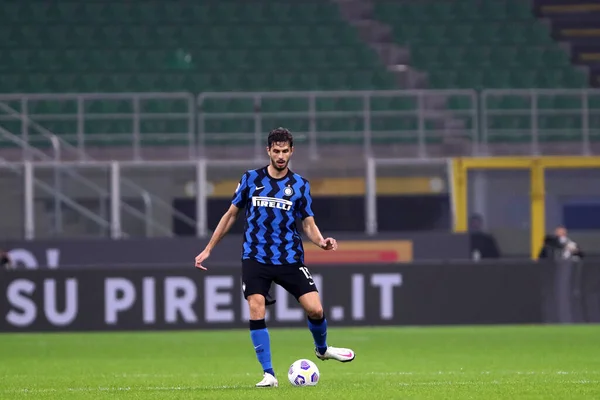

{"left": 267, "top": 127, "right": 293, "bottom": 149}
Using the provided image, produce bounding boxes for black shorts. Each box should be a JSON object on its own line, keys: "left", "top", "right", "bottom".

{"left": 241, "top": 258, "right": 318, "bottom": 302}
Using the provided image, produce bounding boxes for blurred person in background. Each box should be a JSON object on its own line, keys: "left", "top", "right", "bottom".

{"left": 1, "top": 249, "right": 13, "bottom": 270}
{"left": 468, "top": 214, "right": 501, "bottom": 260}
{"left": 538, "top": 225, "right": 584, "bottom": 261}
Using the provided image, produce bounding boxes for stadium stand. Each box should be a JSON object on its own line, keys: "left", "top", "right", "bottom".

{"left": 371, "top": 0, "right": 599, "bottom": 145}
{"left": 373, "top": 0, "right": 588, "bottom": 89}
{"left": 0, "top": 0, "right": 597, "bottom": 150}
{"left": 0, "top": 1, "right": 392, "bottom": 92}
{"left": 0, "top": 1, "right": 411, "bottom": 148}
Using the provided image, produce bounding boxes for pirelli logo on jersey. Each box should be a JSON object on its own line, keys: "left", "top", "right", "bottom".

{"left": 251, "top": 196, "right": 293, "bottom": 211}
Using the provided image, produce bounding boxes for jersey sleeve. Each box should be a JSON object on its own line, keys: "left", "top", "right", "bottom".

{"left": 231, "top": 172, "right": 250, "bottom": 208}
{"left": 296, "top": 180, "right": 315, "bottom": 220}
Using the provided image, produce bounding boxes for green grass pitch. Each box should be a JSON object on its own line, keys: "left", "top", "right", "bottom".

{"left": 1, "top": 325, "right": 600, "bottom": 399}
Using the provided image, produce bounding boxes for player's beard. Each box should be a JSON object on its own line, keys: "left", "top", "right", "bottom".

{"left": 271, "top": 158, "right": 288, "bottom": 171}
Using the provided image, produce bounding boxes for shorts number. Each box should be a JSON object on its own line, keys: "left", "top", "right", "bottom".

{"left": 299, "top": 266, "right": 313, "bottom": 280}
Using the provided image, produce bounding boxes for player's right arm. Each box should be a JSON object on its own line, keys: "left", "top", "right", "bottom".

{"left": 195, "top": 172, "right": 250, "bottom": 270}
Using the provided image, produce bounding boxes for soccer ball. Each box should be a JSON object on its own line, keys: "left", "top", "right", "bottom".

{"left": 287, "top": 359, "right": 320, "bottom": 387}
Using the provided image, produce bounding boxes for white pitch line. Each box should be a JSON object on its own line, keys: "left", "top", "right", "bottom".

{"left": 3, "top": 380, "right": 600, "bottom": 394}
{"left": 5, "top": 370, "right": 600, "bottom": 382}
{"left": 110, "top": 370, "right": 600, "bottom": 378}
{"left": 358, "top": 370, "right": 600, "bottom": 377}
{"left": 395, "top": 380, "right": 600, "bottom": 387}
{"left": 4, "top": 370, "right": 600, "bottom": 394}
{"left": 2, "top": 385, "right": 244, "bottom": 394}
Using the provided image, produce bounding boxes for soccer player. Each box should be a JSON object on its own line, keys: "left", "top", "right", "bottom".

{"left": 195, "top": 127, "right": 355, "bottom": 388}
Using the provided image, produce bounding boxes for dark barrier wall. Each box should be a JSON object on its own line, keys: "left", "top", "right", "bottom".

{"left": 542, "top": 258, "right": 600, "bottom": 324}
{"left": 1, "top": 262, "right": 550, "bottom": 332}
{"left": 173, "top": 195, "right": 451, "bottom": 235}
{"left": 2, "top": 233, "right": 469, "bottom": 269}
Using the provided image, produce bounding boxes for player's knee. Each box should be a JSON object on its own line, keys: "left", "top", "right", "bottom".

{"left": 306, "top": 305, "right": 324, "bottom": 320}
{"left": 299, "top": 292, "right": 324, "bottom": 320}
{"left": 247, "top": 294, "right": 266, "bottom": 319}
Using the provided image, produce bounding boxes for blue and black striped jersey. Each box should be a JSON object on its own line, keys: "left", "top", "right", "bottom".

{"left": 231, "top": 166, "right": 314, "bottom": 265}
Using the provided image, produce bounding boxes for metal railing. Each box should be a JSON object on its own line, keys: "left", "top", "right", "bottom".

{"left": 198, "top": 89, "right": 600, "bottom": 158}
{"left": 0, "top": 125, "right": 114, "bottom": 237}
{"left": 481, "top": 89, "right": 600, "bottom": 155}
{"left": 3, "top": 157, "right": 453, "bottom": 239}
{"left": 198, "top": 89, "right": 479, "bottom": 159}
{"left": 0, "top": 156, "right": 112, "bottom": 240}
{"left": 0, "top": 92, "right": 196, "bottom": 159}
{"left": 0, "top": 93, "right": 197, "bottom": 237}
{"left": 1, "top": 159, "right": 268, "bottom": 240}
{"left": 2, "top": 90, "right": 600, "bottom": 161}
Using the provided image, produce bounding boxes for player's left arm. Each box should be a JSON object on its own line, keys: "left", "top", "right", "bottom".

{"left": 297, "top": 181, "right": 338, "bottom": 251}
{"left": 302, "top": 217, "right": 337, "bottom": 251}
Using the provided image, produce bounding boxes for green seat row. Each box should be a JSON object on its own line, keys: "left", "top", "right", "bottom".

{"left": 0, "top": 119, "right": 188, "bottom": 136}
{"left": 202, "top": 117, "right": 442, "bottom": 145}
{"left": 2, "top": 2, "right": 341, "bottom": 24}
{"left": 486, "top": 116, "right": 600, "bottom": 144}
{"left": 0, "top": 71, "right": 397, "bottom": 93}
{"left": 0, "top": 47, "right": 381, "bottom": 73}
{"left": 1, "top": 97, "right": 191, "bottom": 115}
{"left": 374, "top": 0, "right": 534, "bottom": 22}
{"left": 0, "top": 95, "right": 430, "bottom": 117}
{"left": 488, "top": 116, "right": 600, "bottom": 130}
{"left": 412, "top": 46, "right": 570, "bottom": 69}
{"left": 0, "top": 116, "right": 444, "bottom": 148}
{"left": 485, "top": 95, "right": 600, "bottom": 110}
{"left": 1, "top": 95, "right": 430, "bottom": 116}
{"left": 387, "top": 22, "right": 553, "bottom": 46}
{"left": 428, "top": 68, "right": 588, "bottom": 89}
{"left": 201, "top": 96, "right": 429, "bottom": 113}
{"left": 0, "top": 24, "right": 360, "bottom": 48}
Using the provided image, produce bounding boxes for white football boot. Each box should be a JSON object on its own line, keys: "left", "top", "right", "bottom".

{"left": 255, "top": 372, "right": 278, "bottom": 388}
{"left": 315, "top": 346, "right": 356, "bottom": 363}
